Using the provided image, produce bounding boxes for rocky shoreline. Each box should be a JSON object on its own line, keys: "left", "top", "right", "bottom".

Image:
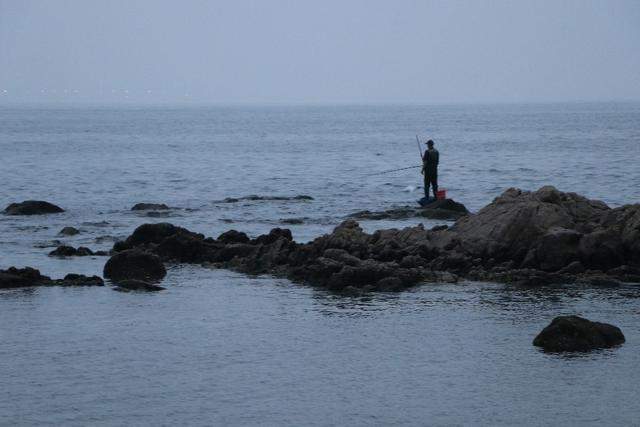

{"left": 98, "top": 186, "right": 639, "bottom": 293}
{"left": 2, "top": 186, "right": 639, "bottom": 294}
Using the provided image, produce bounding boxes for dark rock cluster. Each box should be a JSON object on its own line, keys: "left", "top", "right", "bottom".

{"left": 104, "top": 186, "right": 640, "bottom": 293}
{"left": 48, "top": 245, "right": 109, "bottom": 257}
{"left": 0, "top": 267, "right": 103, "bottom": 289}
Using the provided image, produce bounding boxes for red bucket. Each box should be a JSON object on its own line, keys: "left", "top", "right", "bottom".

{"left": 436, "top": 189, "right": 447, "bottom": 200}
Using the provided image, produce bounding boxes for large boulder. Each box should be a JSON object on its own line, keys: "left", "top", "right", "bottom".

{"left": 533, "top": 315, "right": 625, "bottom": 352}
{"left": 103, "top": 249, "right": 166, "bottom": 282}
{"left": 453, "top": 186, "right": 610, "bottom": 264}
{"left": 4, "top": 200, "right": 64, "bottom": 215}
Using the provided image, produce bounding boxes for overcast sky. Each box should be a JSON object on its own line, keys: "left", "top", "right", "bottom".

{"left": 1, "top": 0, "right": 639, "bottom": 104}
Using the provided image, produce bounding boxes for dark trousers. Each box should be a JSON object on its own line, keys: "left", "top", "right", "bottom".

{"left": 424, "top": 172, "right": 438, "bottom": 198}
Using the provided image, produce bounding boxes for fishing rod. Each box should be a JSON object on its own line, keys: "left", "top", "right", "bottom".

{"left": 366, "top": 135, "right": 425, "bottom": 176}
{"left": 366, "top": 164, "right": 422, "bottom": 176}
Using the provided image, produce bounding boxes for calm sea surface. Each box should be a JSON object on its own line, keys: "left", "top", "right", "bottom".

{"left": 1, "top": 103, "right": 639, "bottom": 425}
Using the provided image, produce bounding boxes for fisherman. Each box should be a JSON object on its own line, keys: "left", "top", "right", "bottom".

{"left": 421, "top": 139, "right": 439, "bottom": 198}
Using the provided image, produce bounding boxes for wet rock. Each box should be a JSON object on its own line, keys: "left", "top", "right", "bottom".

{"left": 0, "top": 267, "right": 50, "bottom": 288}
{"left": 533, "top": 315, "right": 625, "bottom": 352}
{"left": 155, "top": 232, "right": 214, "bottom": 263}
{"left": 113, "top": 222, "right": 203, "bottom": 251}
{"left": 59, "top": 226, "right": 80, "bottom": 236}
{"left": 0, "top": 267, "right": 104, "bottom": 288}
{"left": 103, "top": 249, "right": 166, "bottom": 282}
{"left": 48, "top": 245, "right": 94, "bottom": 257}
{"left": 217, "top": 230, "right": 250, "bottom": 244}
{"left": 350, "top": 198, "right": 469, "bottom": 221}
{"left": 418, "top": 198, "right": 470, "bottom": 219}
{"left": 57, "top": 274, "right": 104, "bottom": 286}
{"left": 112, "top": 279, "right": 165, "bottom": 292}
{"left": 4, "top": 200, "right": 64, "bottom": 215}
{"left": 131, "top": 203, "right": 170, "bottom": 211}
{"left": 254, "top": 228, "right": 293, "bottom": 245}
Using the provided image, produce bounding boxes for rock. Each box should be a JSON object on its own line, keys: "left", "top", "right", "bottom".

{"left": 57, "top": 274, "right": 104, "bottom": 286}
{"left": 217, "top": 230, "right": 250, "bottom": 244}
{"left": 113, "top": 222, "right": 203, "bottom": 251}
{"left": 0, "top": 267, "right": 103, "bottom": 288}
{"left": 112, "top": 279, "right": 165, "bottom": 291}
{"left": 59, "top": 226, "right": 80, "bottom": 236}
{"left": 280, "top": 218, "right": 305, "bottom": 225}
{"left": 533, "top": 315, "right": 625, "bottom": 352}
{"left": 350, "top": 199, "right": 468, "bottom": 221}
{"left": 532, "top": 228, "right": 582, "bottom": 271}
{"left": 131, "top": 203, "right": 170, "bottom": 211}
{"left": 254, "top": 228, "right": 293, "bottom": 245}
{"left": 558, "top": 261, "right": 585, "bottom": 275}
{"left": 103, "top": 249, "right": 167, "bottom": 282}
{"left": 418, "top": 198, "right": 470, "bottom": 219}
{"left": 0, "top": 267, "right": 50, "bottom": 288}
{"left": 431, "top": 225, "right": 449, "bottom": 232}
{"left": 106, "top": 187, "right": 640, "bottom": 294}
{"left": 579, "top": 230, "right": 624, "bottom": 271}
{"left": 4, "top": 200, "right": 64, "bottom": 215}
{"left": 453, "top": 186, "right": 611, "bottom": 266}
{"left": 48, "top": 245, "right": 94, "bottom": 257}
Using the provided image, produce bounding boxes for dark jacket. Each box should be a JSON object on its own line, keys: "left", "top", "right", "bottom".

{"left": 422, "top": 148, "right": 439, "bottom": 175}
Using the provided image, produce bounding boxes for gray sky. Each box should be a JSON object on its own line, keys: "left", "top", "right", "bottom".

{"left": 1, "top": 0, "right": 639, "bottom": 103}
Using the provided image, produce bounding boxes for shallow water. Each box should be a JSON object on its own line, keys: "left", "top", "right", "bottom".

{"left": 1, "top": 103, "right": 640, "bottom": 425}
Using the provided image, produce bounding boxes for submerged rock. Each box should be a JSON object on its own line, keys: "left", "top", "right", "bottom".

{"left": 103, "top": 249, "right": 167, "bottom": 282}
{"left": 4, "top": 200, "right": 64, "bottom": 215}
{"left": 49, "top": 245, "right": 95, "bottom": 257}
{"left": 219, "top": 194, "right": 314, "bottom": 203}
{"left": 59, "top": 226, "right": 80, "bottom": 236}
{"left": 533, "top": 315, "right": 625, "bottom": 352}
{"left": 350, "top": 198, "right": 469, "bottom": 221}
{"left": 131, "top": 203, "right": 170, "bottom": 211}
{"left": 0, "top": 267, "right": 103, "bottom": 288}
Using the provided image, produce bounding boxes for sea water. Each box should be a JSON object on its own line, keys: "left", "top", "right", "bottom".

{"left": 1, "top": 103, "right": 639, "bottom": 425}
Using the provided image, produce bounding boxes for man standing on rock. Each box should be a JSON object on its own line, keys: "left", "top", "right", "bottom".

{"left": 422, "top": 139, "right": 439, "bottom": 198}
